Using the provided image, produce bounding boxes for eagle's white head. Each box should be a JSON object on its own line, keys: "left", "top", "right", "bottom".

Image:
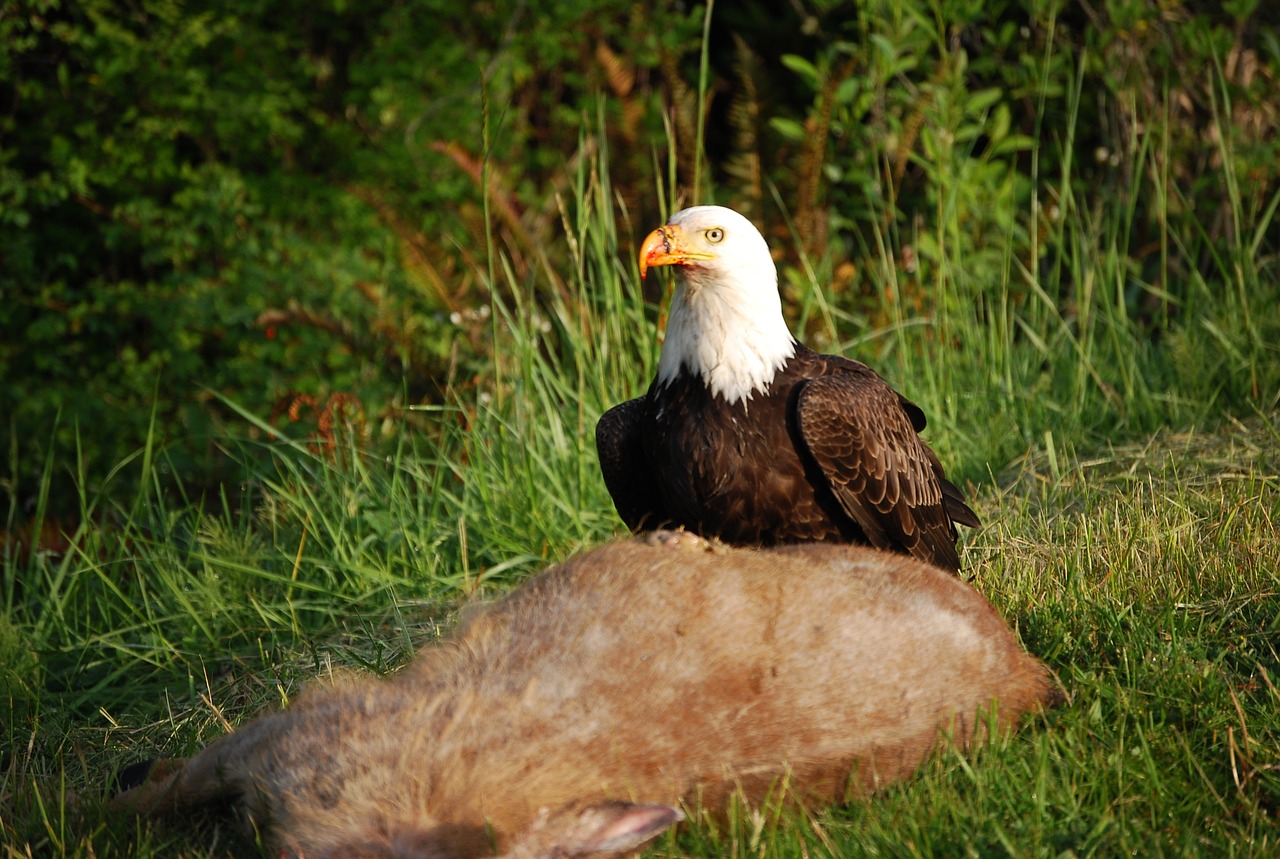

{"left": 639, "top": 205, "right": 796, "bottom": 405}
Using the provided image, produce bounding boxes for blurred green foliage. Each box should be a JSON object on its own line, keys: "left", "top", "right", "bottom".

{"left": 2, "top": 0, "right": 1277, "bottom": 520}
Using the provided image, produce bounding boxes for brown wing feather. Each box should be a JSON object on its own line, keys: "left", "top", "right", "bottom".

{"left": 596, "top": 398, "right": 669, "bottom": 533}
{"left": 794, "top": 373, "right": 968, "bottom": 571}
{"left": 920, "top": 445, "right": 983, "bottom": 529}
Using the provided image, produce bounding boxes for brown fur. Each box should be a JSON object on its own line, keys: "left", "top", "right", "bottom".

{"left": 113, "top": 532, "right": 1060, "bottom": 858}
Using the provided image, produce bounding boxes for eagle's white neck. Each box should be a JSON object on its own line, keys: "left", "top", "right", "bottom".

{"left": 656, "top": 265, "right": 797, "bottom": 405}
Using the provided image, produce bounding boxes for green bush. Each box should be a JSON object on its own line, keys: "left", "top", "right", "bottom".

{"left": 2, "top": 0, "right": 1277, "bottom": 520}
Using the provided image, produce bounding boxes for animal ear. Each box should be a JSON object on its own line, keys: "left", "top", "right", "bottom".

{"left": 503, "top": 800, "right": 683, "bottom": 858}
{"left": 564, "top": 802, "right": 682, "bottom": 855}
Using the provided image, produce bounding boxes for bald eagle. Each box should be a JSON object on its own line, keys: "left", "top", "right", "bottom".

{"left": 595, "top": 205, "right": 980, "bottom": 572}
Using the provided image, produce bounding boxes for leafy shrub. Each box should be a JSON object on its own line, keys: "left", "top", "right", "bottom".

{"left": 2, "top": 0, "right": 1277, "bottom": 522}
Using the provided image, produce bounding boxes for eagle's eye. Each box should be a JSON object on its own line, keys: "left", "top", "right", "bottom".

{"left": 705, "top": 228, "right": 725, "bottom": 243}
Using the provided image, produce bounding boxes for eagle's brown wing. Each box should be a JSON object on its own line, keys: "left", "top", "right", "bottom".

{"left": 596, "top": 397, "right": 669, "bottom": 533}
{"left": 794, "top": 373, "right": 974, "bottom": 572}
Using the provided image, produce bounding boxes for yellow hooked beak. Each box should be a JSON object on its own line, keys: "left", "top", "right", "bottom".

{"left": 638, "top": 224, "right": 717, "bottom": 279}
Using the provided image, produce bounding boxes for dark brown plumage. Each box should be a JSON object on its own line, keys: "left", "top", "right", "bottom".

{"left": 597, "top": 206, "right": 979, "bottom": 572}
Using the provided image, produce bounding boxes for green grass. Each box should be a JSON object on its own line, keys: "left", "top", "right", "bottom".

{"left": 5, "top": 409, "right": 1276, "bottom": 857}
{"left": 4, "top": 75, "right": 1280, "bottom": 859}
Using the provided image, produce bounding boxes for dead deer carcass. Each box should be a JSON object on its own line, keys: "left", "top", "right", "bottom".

{"left": 114, "top": 532, "right": 1059, "bottom": 858}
